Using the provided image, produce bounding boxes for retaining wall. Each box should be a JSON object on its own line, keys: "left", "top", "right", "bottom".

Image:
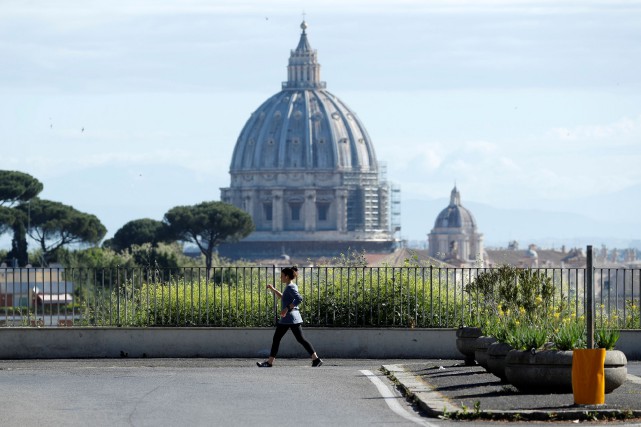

{"left": 0, "top": 328, "right": 639, "bottom": 360}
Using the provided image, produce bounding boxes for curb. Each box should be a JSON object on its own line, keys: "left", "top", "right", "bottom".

{"left": 381, "top": 364, "right": 460, "bottom": 417}
{"left": 382, "top": 364, "right": 641, "bottom": 422}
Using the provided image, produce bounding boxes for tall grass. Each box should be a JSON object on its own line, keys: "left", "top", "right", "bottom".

{"left": 77, "top": 267, "right": 471, "bottom": 327}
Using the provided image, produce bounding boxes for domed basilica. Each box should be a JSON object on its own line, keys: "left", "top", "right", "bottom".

{"left": 219, "top": 22, "right": 396, "bottom": 259}
{"left": 428, "top": 187, "right": 484, "bottom": 266}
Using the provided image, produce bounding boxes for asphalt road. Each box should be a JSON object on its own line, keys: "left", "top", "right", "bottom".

{"left": 0, "top": 358, "right": 437, "bottom": 427}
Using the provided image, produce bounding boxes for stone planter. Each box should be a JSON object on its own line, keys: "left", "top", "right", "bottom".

{"left": 455, "top": 326, "right": 482, "bottom": 365}
{"left": 603, "top": 349, "right": 628, "bottom": 394}
{"left": 474, "top": 336, "right": 497, "bottom": 370}
{"left": 505, "top": 349, "right": 628, "bottom": 393}
{"left": 505, "top": 349, "right": 574, "bottom": 393}
{"left": 486, "top": 341, "right": 513, "bottom": 381}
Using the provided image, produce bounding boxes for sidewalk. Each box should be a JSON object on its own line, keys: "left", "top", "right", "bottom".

{"left": 384, "top": 360, "right": 641, "bottom": 422}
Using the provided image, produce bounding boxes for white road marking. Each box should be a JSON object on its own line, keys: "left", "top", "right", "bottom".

{"left": 360, "top": 370, "right": 437, "bottom": 427}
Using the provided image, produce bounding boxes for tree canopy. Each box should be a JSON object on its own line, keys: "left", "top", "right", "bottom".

{"left": 106, "top": 218, "right": 169, "bottom": 252}
{"left": 16, "top": 198, "right": 107, "bottom": 265}
{"left": 0, "top": 170, "right": 43, "bottom": 207}
{"left": 0, "top": 206, "right": 14, "bottom": 236}
{"left": 164, "top": 201, "right": 254, "bottom": 272}
{"left": 0, "top": 170, "right": 43, "bottom": 265}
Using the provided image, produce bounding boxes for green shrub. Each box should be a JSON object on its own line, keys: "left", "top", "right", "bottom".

{"left": 505, "top": 321, "right": 549, "bottom": 351}
{"left": 595, "top": 326, "right": 620, "bottom": 350}
{"left": 553, "top": 319, "right": 586, "bottom": 350}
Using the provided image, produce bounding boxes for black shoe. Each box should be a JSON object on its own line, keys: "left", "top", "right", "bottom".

{"left": 312, "top": 358, "right": 323, "bottom": 367}
{"left": 256, "top": 361, "right": 272, "bottom": 368}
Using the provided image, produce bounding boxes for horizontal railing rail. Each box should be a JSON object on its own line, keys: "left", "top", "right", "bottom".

{"left": 1, "top": 266, "right": 639, "bottom": 328}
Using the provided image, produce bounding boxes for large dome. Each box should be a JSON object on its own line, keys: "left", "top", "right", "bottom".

{"left": 230, "top": 90, "right": 377, "bottom": 172}
{"left": 229, "top": 21, "right": 377, "bottom": 174}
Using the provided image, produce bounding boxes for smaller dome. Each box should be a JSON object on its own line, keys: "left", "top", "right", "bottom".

{"left": 433, "top": 187, "right": 477, "bottom": 230}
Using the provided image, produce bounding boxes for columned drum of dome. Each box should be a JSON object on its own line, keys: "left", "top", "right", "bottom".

{"left": 428, "top": 187, "right": 484, "bottom": 266}
{"left": 219, "top": 21, "right": 395, "bottom": 259}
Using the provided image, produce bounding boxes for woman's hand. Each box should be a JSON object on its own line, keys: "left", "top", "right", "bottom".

{"left": 280, "top": 308, "right": 288, "bottom": 318}
{"left": 266, "top": 284, "right": 274, "bottom": 292}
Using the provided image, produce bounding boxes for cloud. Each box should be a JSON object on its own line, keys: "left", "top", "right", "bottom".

{"left": 549, "top": 114, "right": 641, "bottom": 144}
{"left": 382, "top": 109, "right": 641, "bottom": 207}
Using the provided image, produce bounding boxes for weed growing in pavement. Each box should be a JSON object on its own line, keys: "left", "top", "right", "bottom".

{"left": 585, "top": 411, "right": 599, "bottom": 421}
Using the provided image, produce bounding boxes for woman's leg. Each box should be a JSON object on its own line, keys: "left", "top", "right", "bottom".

{"left": 289, "top": 324, "right": 317, "bottom": 357}
{"left": 268, "top": 324, "right": 290, "bottom": 363}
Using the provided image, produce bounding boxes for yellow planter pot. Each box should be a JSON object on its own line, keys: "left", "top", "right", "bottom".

{"left": 572, "top": 348, "right": 606, "bottom": 405}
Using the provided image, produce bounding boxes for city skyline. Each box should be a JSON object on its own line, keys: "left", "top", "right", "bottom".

{"left": 1, "top": 0, "right": 640, "bottom": 249}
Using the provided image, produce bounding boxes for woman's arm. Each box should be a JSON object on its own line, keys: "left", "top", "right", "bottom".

{"left": 266, "top": 284, "right": 282, "bottom": 299}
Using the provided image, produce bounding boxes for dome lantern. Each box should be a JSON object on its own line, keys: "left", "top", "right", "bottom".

{"left": 283, "top": 21, "right": 326, "bottom": 90}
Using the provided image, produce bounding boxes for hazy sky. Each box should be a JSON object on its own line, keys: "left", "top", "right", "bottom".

{"left": 1, "top": 0, "right": 640, "bottom": 245}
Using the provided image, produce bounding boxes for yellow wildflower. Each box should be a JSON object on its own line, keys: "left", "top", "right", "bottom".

{"left": 519, "top": 307, "right": 526, "bottom": 316}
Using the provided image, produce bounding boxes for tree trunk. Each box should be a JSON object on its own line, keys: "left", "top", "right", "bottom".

{"left": 205, "top": 247, "right": 213, "bottom": 278}
{"left": 8, "top": 222, "right": 28, "bottom": 267}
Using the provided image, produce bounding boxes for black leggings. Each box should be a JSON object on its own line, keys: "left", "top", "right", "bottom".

{"left": 270, "top": 323, "right": 316, "bottom": 358}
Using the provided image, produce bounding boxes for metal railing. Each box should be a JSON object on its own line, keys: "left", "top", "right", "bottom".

{"left": 1, "top": 266, "right": 640, "bottom": 328}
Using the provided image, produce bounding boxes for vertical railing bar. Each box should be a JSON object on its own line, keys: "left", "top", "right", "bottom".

{"left": 115, "top": 268, "right": 121, "bottom": 326}
{"left": 228, "top": 267, "right": 232, "bottom": 326}
{"left": 595, "top": 267, "right": 600, "bottom": 326}
{"left": 375, "top": 267, "right": 379, "bottom": 326}
{"left": 46, "top": 267, "right": 52, "bottom": 327}
{"left": 56, "top": 267, "right": 61, "bottom": 325}
{"left": 248, "top": 267, "right": 253, "bottom": 327}
{"left": 317, "top": 267, "right": 322, "bottom": 326}
{"left": 614, "top": 268, "right": 619, "bottom": 327}
{"left": 392, "top": 267, "right": 397, "bottom": 327}
{"left": 124, "top": 268, "right": 129, "bottom": 326}
{"left": 414, "top": 267, "right": 418, "bottom": 327}
{"left": 181, "top": 268, "right": 186, "bottom": 326}
{"left": 368, "top": 267, "right": 372, "bottom": 326}
{"left": 166, "top": 267, "right": 172, "bottom": 326}
{"left": 241, "top": 267, "right": 246, "bottom": 326}
{"left": 576, "top": 268, "right": 579, "bottom": 318}
{"left": 429, "top": 266, "right": 433, "bottom": 327}
{"left": 624, "top": 268, "right": 629, "bottom": 328}
{"left": 607, "top": 268, "right": 611, "bottom": 323}
{"left": 189, "top": 268, "right": 194, "bottom": 326}
{"left": 205, "top": 267, "right": 210, "bottom": 326}
{"left": 346, "top": 266, "right": 350, "bottom": 326}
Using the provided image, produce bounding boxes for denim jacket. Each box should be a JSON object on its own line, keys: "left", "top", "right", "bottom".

{"left": 279, "top": 283, "right": 303, "bottom": 324}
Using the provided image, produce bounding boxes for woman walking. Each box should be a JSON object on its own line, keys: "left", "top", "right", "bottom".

{"left": 257, "top": 266, "right": 323, "bottom": 367}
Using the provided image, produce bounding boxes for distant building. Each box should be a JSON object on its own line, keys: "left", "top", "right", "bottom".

{"left": 427, "top": 187, "right": 484, "bottom": 267}
{"left": 220, "top": 21, "right": 395, "bottom": 259}
{"left": 484, "top": 245, "right": 586, "bottom": 268}
{"left": 0, "top": 267, "right": 74, "bottom": 308}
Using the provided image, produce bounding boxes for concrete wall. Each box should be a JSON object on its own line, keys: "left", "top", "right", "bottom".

{"left": 616, "top": 330, "right": 641, "bottom": 360}
{"left": 1, "top": 328, "right": 639, "bottom": 360}
{"left": 0, "top": 328, "right": 457, "bottom": 359}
